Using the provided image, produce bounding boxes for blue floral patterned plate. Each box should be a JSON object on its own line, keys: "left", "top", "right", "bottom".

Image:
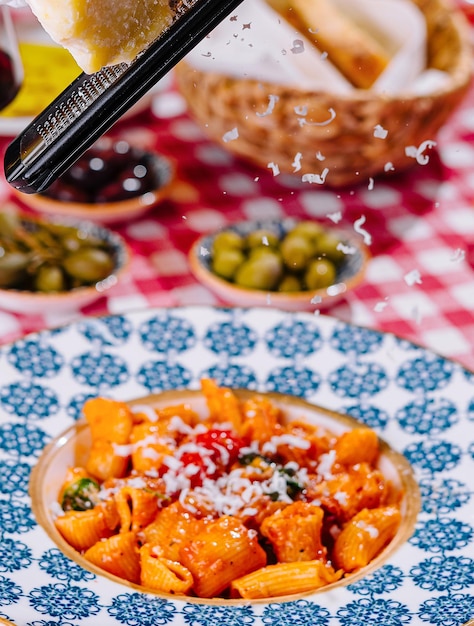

{"left": 0, "top": 305, "right": 473, "bottom": 626}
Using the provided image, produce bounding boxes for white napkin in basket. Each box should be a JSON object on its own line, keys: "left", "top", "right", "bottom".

{"left": 185, "top": 0, "right": 451, "bottom": 95}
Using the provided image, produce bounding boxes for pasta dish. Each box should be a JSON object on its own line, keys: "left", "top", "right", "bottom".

{"left": 51, "top": 379, "right": 405, "bottom": 599}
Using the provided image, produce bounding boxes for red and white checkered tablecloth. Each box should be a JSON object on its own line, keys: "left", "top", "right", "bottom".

{"left": 1, "top": 68, "right": 474, "bottom": 371}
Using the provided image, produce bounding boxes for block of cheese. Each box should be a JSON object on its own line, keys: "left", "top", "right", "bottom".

{"left": 25, "top": 0, "right": 175, "bottom": 73}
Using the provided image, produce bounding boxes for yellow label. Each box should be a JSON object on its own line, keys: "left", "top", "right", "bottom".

{"left": 0, "top": 43, "right": 80, "bottom": 119}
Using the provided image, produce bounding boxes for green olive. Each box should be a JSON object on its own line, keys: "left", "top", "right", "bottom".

{"left": 63, "top": 248, "right": 115, "bottom": 283}
{"left": 314, "top": 233, "right": 345, "bottom": 263}
{"left": 0, "top": 212, "right": 21, "bottom": 238}
{"left": 277, "top": 274, "right": 303, "bottom": 292}
{"left": 212, "top": 231, "right": 244, "bottom": 256}
{"left": 248, "top": 246, "right": 282, "bottom": 261}
{"left": 304, "top": 258, "right": 337, "bottom": 290}
{"left": 0, "top": 252, "right": 30, "bottom": 288}
{"left": 60, "top": 233, "right": 85, "bottom": 252}
{"left": 211, "top": 248, "right": 245, "bottom": 280}
{"left": 280, "top": 233, "right": 314, "bottom": 271}
{"left": 245, "top": 229, "right": 279, "bottom": 249}
{"left": 208, "top": 220, "right": 347, "bottom": 294}
{"left": 290, "top": 220, "right": 324, "bottom": 243}
{"left": 34, "top": 265, "right": 66, "bottom": 292}
{"left": 234, "top": 252, "right": 283, "bottom": 290}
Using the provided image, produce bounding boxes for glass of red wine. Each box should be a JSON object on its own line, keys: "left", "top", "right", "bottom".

{"left": 0, "top": 5, "right": 23, "bottom": 110}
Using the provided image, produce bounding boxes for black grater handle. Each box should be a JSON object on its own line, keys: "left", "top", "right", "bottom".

{"left": 4, "top": 0, "right": 244, "bottom": 194}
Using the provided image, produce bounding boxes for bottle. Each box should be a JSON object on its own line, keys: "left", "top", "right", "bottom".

{"left": 0, "top": 5, "right": 22, "bottom": 110}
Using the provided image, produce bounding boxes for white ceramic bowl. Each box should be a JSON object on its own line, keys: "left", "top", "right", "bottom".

{"left": 189, "top": 218, "right": 369, "bottom": 311}
{"left": 30, "top": 388, "right": 419, "bottom": 600}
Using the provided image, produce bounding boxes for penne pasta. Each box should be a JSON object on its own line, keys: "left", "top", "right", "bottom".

{"left": 139, "top": 501, "right": 207, "bottom": 562}
{"left": 180, "top": 516, "right": 267, "bottom": 598}
{"left": 333, "top": 505, "right": 402, "bottom": 571}
{"left": 54, "top": 503, "right": 117, "bottom": 552}
{"left": 241, "top": 395, "right": 282, "bottom": 443}
{"left": 334, "top": 428, "right": 380, "bottom": 466}
{"left": 201, "top": 378, "right": 243, "bottom": 432}
{"left": 114, "top": 486, "right": 159, "bottom": 533}
{"left": 230, "top": 560, "right": 343, "bottom": 599}
{"left": 307, "top": 462, "right": 392, "bottom": 521}
{"left": 260, "top": 502, "right": 326, "bottom": 562}
{"left": 83, "top": 397, "right": 134, "bottom": 480}
{"left": 83, "top": 397, "right": 134, "bottom": 443}
{"left": 86, "top": 438, "right": 130, "bottom": 481}
{"left": 84, "top": 531, "right": 141, "bottom": 583}
{"left": 140, "top": 544, "right": 193, "bottom": 594}
{"left": 54, "top": 379, "right": 406, "bottom": 599}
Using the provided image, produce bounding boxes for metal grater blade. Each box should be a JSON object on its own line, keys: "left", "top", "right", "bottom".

{"left": 34, "top": 65, "right": 128, "bottom": 148}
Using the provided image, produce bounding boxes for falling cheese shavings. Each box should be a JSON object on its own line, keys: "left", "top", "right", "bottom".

{"left": 302, "top": 168, "right": 329, "bottom": 184}
{"left": 131, "top": 405, "right": 159, "bottom": 422}
{"left": 223, "top": 127, "right": 239, "bottom": 142}
{"left": 199, "top": 245, "right": 211, "bottom": 258}
{"left": 354, "top": 215, "right": 372, "bottom": 245}
{"left": 256, "top": 94, "right": 280, "bottom": 117}
{"left": 368, "top": 178, "right": 375, "bottom": 190}
{"left": 294, "top": 105, "right": 308, "bottom": 116}
{"left": 404, "top": 269, "right": 422, "bottom": 286}
{"left": 297, "top": 108, "right": 336, "bottom": 127}
{"left": 316, "top": 152, "right": 326, "bottom": 161}
{"left": 327, "top": 283, "right": 347, "bottom": 296}
{"left": 411, "top": 305, "right": 422, "bottom": 325}
{"left": 337, "top": 242, "right": 357, "bottom": 255}
{"left": 311, "top": 295, "right": 323, "bottom": 305}
{"left": 450, "top": 248, "right": 465, "bottom": 263}
{"left": 374, "top": 299, "right": 389, "bottom": 312}
{"left": 292, "top": 152, "right": 303, "bottom": 172}
{"left": 327, "top": 211, "right": 342, "bottom": 224}
{"left": 405, "top": 140, "right": 437, "bottom": 165}
{"left": 373, "top": 125, "right": 388, "bottom": 139}
{"left": 384, "top": 162, "right": 395, "bottom": 172}
{"left": 267, "top": 162, "right": 280, "bottom": 176}
{"left": 291, "top": 39, "right": 305, "bottom": 54}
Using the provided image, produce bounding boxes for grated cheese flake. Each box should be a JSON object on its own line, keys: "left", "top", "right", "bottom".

{"left": 373, "top": 124, "right": 388, "bottom": 139}
{"left": 223, "top": 127, "right": 239, "bottom": 143}
{"left": 353, "top": 215, "right": 372, "bottom": 245}
{"left": 302, "top": 168, "right": 329, "bottom": 185}
{"left": 267, "top": 162, "right": 280, "bottom": 176}
{"left": 404, "top": 269, "right": 422, "bottom": 286}
{"left": 405, "top": 140, "right": 437, "bottom": 165}
{"left": 256, "top": 94, "right": 279, "bottom": 118}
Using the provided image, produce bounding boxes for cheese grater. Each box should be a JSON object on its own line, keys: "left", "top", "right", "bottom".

{"left": 4, "top": 0, "right": 244, "bottom": 194}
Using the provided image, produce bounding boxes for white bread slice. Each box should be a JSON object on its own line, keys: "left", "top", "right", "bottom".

{"left": 268, "top": 0, "right": 390, "bottom": 89}
{"left": 25, "top": 0, "right": 174, "bottom": 73}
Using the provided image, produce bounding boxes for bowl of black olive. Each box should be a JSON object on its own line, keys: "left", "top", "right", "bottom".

{"left": 0, "top": 210, "right": 129, "bottom": 313}
{"left": 13, "top": 138, "right": 175, "bottom": 225}
{"left": 189, "top": 218, "right": 369, "bottom": 311}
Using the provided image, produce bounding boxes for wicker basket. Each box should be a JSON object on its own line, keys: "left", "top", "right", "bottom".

{"left": 175, "top": 0, "right": 473, "bottom": 186}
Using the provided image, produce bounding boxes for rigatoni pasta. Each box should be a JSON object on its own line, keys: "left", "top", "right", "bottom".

{"left": 52, "top": 379, "right": 405, "bottom": 599}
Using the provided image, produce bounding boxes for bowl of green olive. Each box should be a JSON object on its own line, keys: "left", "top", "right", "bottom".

{"left": 0, "top": 210, "right": 129, "bottom": 314}
{"left": 189, "top": 218, "right": 369, "bottom": 311}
